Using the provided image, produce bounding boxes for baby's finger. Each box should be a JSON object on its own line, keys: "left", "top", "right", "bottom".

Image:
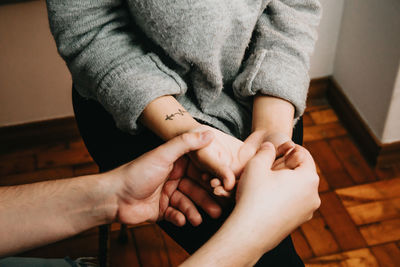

{"left": 164, "top": 207, "right": 186, "bottom": 227}
{"left": 170, "top": 190, "right": 202, "bottom": 226}
{"left": 213, "top": 186, "right": 231, "bottom": 197}
{"left": 214, "top": 165, "right": 236, "bottom": 191}
{"left": 210, "top": 178, "right": 221, "bottom": 188}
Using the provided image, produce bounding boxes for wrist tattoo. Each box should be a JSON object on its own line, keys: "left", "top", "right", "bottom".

{"left": 165, "top": 109, "right": 187, "bottom": 121}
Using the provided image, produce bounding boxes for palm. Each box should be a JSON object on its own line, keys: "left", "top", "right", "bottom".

{"left": 190, "top": 125, "right": 256, "bottom": 188}
{"left": 115, "top": 152, "right": 186, "bottom": 225}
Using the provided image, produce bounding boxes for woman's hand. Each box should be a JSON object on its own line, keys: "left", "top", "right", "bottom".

{"left": 233, "top": 142, "right": 320, "bottom": 252}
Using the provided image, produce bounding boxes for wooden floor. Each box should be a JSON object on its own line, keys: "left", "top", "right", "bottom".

{"left": 1, "top": 98, "right": 400, "bottom": 266}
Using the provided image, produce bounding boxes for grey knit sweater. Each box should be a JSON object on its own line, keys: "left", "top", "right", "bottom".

{"left": 46, "top": 0, "right": 321, "bottom": 139}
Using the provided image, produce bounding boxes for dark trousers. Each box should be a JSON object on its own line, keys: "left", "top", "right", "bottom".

{"left": 72, "top": 88, "right": 304, "bottom": 266}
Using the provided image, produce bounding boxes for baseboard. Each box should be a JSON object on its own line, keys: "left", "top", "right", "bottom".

{"left": 0, "top": 117, "right": 80, "bottom": 154}
{"left": 308, "top": 76, "right": 332, "bottom": 99}
{"left": 326, "top": 77, "right": 400, "bottom": 166}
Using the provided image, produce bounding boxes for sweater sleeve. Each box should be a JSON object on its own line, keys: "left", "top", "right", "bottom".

{"left": 46, "top": 0, "right": 187, "bottom": 134}
{"left": 233, "top": 0, "right": 322, "bottom": 119}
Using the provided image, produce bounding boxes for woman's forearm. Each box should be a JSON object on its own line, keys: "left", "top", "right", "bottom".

{"left": 252, "top": 94, "right": 294, "bottom": 137}
{"left": 139, "top": 96, "right": 200, "bottom": 140}
{"left": 181, "top": 207, "right": 275, "bottom": 267}
{"left": 0, "top": 174, "right": 118, "bottom": 257}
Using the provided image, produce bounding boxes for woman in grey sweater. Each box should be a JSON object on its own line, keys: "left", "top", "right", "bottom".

{"left": 46, "top": 0, "right": 321, "bottom": 265}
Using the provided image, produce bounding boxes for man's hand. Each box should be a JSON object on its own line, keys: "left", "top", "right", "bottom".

{"left": 110, "top": 131, "right": 222, "bottom": 227}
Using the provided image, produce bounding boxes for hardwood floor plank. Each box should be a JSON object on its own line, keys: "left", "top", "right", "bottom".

{"left": 309, "top": 109, "right": 339, "bottom": 125}
{"left": 160, "top": 229, "right": 189, "bottom": 266}
{"left": 346, "top": 198, "right": 400, "bottom": 226}
{"left": 19, "top": 230, "right": 99, "bottom": 259}
{"left": 0, "top": 154, "right": 36, "bottom": 176}
{"left": 305, "top": 98, "right": 330, "bottom": 112}
{"left": 319, "top": 192, "right": 366, "bottom": 250}
{"left": 371, "top": 243, "right": 400, "bottom": 267}
{"left": 303, "top": 112, "right": 315, "bottom": 126}
{"left": 336, "top": 178, "right": 400, "bottom": 207}
{"left": 110, "top": 230, "right": 141, "bottom": 267}
{"left": 301, "top": 217, "right": 340, "bottom": 256}
{"left": 36, "top": 146, "right": 93, "bottom": 169}
{"left": 329, "top": 137, "right": 377, "bottom": 184}
{"left": 305, "top": 248, "right": 379, "bottom": 267}
{"left": 374, "top": 164, "right": 400, "bottom": 180}
{"left": 132, "top": 224, "right": 170, "bottom": 267}
{"left": 292, "top": 229, "right": 314, "bottom": 260}
{"left": 316, "top": 164, "right": 330, "bottom": 192}
{"left": 360, "top": 218, "right": 400, "bottom": 246}
{"left": 73, "top": 163, "right": 99, "bottom": 176}
{"left": 0, "top": 167, "right": 74, "bottom": 186}
{"left": 305, "top": 140, "right": 354, "bottom": 189}
{"left": 303, "top": 122, "right": 347, "bottom": 142}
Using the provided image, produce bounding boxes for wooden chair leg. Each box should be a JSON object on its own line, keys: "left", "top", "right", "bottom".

{"left": 99, "top": 224, "right": 110, "bottom": 267}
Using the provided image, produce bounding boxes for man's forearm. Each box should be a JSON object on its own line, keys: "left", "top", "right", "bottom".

{"left": 140, "top": 96, "right": 200, "bottom": 140}
{"left": 0, "top": 174, "right": 118, "bottom": 257}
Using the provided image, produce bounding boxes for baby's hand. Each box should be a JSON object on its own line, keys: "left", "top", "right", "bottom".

{"left": 189, "top": 125, "right": 256, "bottom": 197}
{"left": 272, "top": 141, "right": 306, "bottom": 170}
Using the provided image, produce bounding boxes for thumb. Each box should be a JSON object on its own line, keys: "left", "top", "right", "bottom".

{"left": 155, "top": 131, "right": 214, "bottom": 164}
{"left": 249, "top": 142, "right": 276, "bottom": 169}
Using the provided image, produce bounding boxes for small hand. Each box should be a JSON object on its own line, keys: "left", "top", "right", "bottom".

{"left": 111, "top": 131, "right": 222, "bottom": 227}
{"left": 189, "top": 125, "right": 257, "bottom": 196}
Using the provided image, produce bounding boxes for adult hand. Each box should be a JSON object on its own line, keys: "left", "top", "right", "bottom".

{"left": 181, "top": 142, "right": 320, "bottom": 267}
{"left": 233, "top": 142, "right": 321, "bottom": 253}
{"left": 110, "top": 131, "right": 222, "bottom": 227}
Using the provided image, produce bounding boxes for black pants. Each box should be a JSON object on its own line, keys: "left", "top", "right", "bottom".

{"left": 72, "top": 88, "right": 304, "bottom": 266}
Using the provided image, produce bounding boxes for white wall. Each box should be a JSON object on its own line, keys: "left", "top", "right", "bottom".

{"left": 333, "top": 0, "right": 400, "bottom": 143}
{"left": 309, "top": 0, "right": 344, "bottom": 78}
{"left": 383, "top": 65, "right": 400, "bottom": 143}
{"left": 0, "top": 1, "right": 73, "bottom": 127}
{"left": 0, "top": 0, "right": 345, "bottom": 127}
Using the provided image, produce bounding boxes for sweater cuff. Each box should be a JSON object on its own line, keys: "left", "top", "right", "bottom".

{"left": 233, "top": 49, "right": 309, "bottom": 119}
{"left": 97, "top": 53, "right": 187, "bottom": 134}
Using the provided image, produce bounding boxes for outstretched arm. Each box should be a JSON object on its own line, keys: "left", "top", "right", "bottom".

{"left": 0, "top": 132, "right": 219, "bottom": 257}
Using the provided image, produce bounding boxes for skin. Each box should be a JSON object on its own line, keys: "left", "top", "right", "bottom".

{"left": 0, "top": 131, "right": 219, "bottom": 257}
{"left": 182, "top": 142, "right": 321, "bottom": 267}
{"left": 0, "top": 134, "right": 320, "bottom": 267}
{"left": 139, "top": 94, "right": 295, "bottom": 196}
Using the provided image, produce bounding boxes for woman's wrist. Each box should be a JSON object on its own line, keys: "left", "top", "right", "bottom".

{"left": 181, "top": 207, "right": 268, "bottom": 267}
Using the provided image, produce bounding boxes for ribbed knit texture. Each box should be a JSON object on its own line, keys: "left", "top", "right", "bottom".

{"left": 46, "top": 0, "right": 321, "bottom": 139}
